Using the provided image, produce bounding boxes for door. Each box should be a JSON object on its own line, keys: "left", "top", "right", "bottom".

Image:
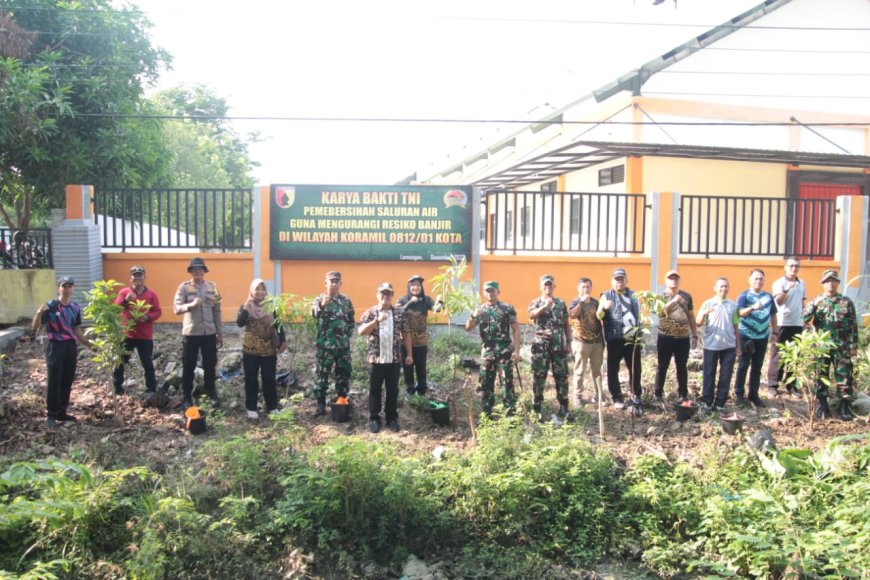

{"left": 795, "top": 182, "right": 862, "bottom": 258}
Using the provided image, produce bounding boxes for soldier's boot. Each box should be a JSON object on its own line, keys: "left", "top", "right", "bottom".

{"left": 314, "top": 397, "right": 327, "bottom": 416}
{"left": 839, "top": 399, "right": 854, "bottom": 422}
{"left": 814, "top": 396, "right": 832, "bottom": 420}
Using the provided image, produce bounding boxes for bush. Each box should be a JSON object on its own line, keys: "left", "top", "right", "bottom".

{"left": 270, "top": 438, "right": 455, "bottom": 571}
{"left": 432, "top": 417, "right": 622, "bottom": 568}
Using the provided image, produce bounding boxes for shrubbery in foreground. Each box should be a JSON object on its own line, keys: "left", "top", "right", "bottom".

{"left": 1, "top": 419, "right": 868, "bottom": 579}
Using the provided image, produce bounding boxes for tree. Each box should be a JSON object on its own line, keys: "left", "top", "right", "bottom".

{"left": 0, "top": 0, "right": 172, "bottom": 227}
{"left": 148, "top": 85, "right": 259, "bottom": 189}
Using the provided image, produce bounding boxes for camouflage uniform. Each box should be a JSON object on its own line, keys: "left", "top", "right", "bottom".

{"left": 312, "top": 292, "right": 355, "bottom": 400}
{"left": 476, "top": 302, "right": 518, "bottom": 413}
{"left": 802, "top": 293, "right": 858, "bottom": 400}
{"left": 528, "top": 297, "right": 570, "bottom": 409}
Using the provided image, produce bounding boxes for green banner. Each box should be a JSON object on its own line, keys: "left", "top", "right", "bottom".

{"left": 269, "top": 184, "right": 473, "bottom": 261}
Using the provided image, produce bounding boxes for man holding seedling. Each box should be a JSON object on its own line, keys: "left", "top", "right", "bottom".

{"left": 528, "top": 274, "right": 571, "bottom": 419}
{"left": 466, "top": 281, "right": 521, "bottom": 416}
{"left": 802, "top": 269, "right": 858, "bottom": 421}
{"left": 113, "top": 265, "right": 162, "bottom": 398}
{"left": 597, "top": 268, "right": 643, "bottom": 416}
{"left": 311, "top": 271, "right": 355, "bottom": 417}
{"left": 768, "top": 257, "right": 805, "bottom": 398}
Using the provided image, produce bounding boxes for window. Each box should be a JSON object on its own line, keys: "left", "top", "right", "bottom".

{"left": 505, "top": 209, "right": 513, "bottom": 242}
{"left": 598, "top": 165, "right": 625, "bottom": 186}
{"left": 540, "top": 180, "right": 557, "bottom": 193}
{"left": 570, "top": 196, "right": 582, "bottom": 235}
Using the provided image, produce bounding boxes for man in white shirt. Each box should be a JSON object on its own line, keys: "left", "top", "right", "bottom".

{"left": 767, "top": 257, "right": 805, "bottom": 397}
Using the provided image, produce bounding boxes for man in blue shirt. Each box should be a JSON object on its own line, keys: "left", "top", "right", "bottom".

{"left": 735, "top": 269, "right": 778, "bottom": 408}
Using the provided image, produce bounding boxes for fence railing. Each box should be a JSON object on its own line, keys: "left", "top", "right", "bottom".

{"left": 94, "top": 189, "right": 253, "bottom": 251}
{"left": 679, "top": 195, "right": 836, "bottom": 258}
{"left": 483, "top": 190, "right": 646, "bottom": 254}
{"left": 0, "top": 227, "right": 52, "bottom": 269}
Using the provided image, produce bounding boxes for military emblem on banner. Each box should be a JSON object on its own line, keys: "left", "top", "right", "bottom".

{"left": 443, "top": 189, "right": 467, "bottom": 209}
{"left": 276, "top": 186, "right": 295, "bottom": 208}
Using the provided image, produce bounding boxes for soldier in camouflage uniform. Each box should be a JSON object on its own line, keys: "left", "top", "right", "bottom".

{"left": 465, "top": 281, "right": 521, "bottom": 416}
{"left": 528, "top": 274, "right": 571, "bottom": 418}
{"left": 311, "top": 271, "right": 355, "bottom": 416}
{"left": 802, "top": 269, "right": 858, "bottom": 421}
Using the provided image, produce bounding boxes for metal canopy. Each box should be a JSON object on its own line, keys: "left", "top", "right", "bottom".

{"left": 472, "top": 140, "right": 870, "bottom": 190}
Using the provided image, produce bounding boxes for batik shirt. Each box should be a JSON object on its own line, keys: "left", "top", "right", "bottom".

{"left": 802, "top": 293, "right": 858, "bottom": 351}
{"left": 395, "top": 295, "right": 437, "bottom": 347}
{"left": 528, "top": 297, "right": 568, "bottom": 350}
{"left": 658, "top": 290, "right": 694, "bottom": 338}
{"left": 568, "top": 297, "right": 603, "bottom": 343}
{"left": 478, "top": 301, "right": 517, "bottom": 356}
{"left": 313, "top": 293, "right": 355, "bottom": 351}
{"left": 359, "top": 306, "right": 409, "bottom": 364}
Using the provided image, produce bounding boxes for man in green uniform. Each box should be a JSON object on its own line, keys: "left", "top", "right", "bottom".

{"left": 311, "top": 271, "right": 355, "bottom": 416}
{"left": 802, "top": 269, "right": 858, "bottom": 421}
{"left": 528, "top": 274, "right": 571, "bottom": 419}
{"left": 465, "top": 281, "right": 521, "bottom": 416}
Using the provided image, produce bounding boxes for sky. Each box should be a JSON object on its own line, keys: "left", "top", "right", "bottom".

{"left": 134, "top": 0, "right": 763, "bottom": 185}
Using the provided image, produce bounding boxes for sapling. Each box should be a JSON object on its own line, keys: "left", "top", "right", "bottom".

{"left": 262, "top": 293, "right": 316, "bottom": 398}
{"left": 429, "top": 256, "right": 478, "bottom": 431}
{"left": 84, "top": 280, "right": 150, "bottom": 425}
{"left": 778, "top": 329, "right": 835, "bottom": 428}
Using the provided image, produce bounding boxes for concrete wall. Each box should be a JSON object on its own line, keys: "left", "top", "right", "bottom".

{"left": 0, "top": 269, "right": 57, "bottom": 323}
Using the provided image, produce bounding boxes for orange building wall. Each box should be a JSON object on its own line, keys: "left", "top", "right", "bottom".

{"left": 278, "top": 261, "right": 457, "bottom": 316}
{"left": 480, "top": 255, "right": 651, "bottom": 322}
{"left": 103, "top": 253, "right": 254, "bottom": 324}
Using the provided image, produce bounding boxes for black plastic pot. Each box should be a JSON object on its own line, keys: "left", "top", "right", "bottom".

{"left": 429, "top": 402, "right": 450, "bottom": 426}
{"left": 330, "top": 402, "right": 352, "bottom": 423}
{"left": 720, "top": 414, "right": 744, "bottom": 435}
{"left": 673, "top": 403, "right": 698, "bottom": 422}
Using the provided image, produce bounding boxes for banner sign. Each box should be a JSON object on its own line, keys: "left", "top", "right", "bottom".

{"left": 269, "top": 184, "right": 473, "bottom": 261}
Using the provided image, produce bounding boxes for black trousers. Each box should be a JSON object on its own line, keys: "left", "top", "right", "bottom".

{"left": 655, "top": 334, "right": 690, "bottom": 399}
{"left": 45, "top": 340, "right": 77, "bottom": 419}
{"left": 701, "top": 348, "right": 736, "bottom": 408}
{"left": 606, "top": 339, "right": 642, "bottom": 401}
{"left": 735, "top": 336, "right": 768, "bottom": 399}
{"left": 767, "top": 325, "right": 802, "bottom": 390}
{"left": 242, "top": 353, "right": 278, "bottom": 412}
{"left": 182, "top": 334, "right": 217, "bottom": 402}
{"left": 402, "top": 345, "right": 429, "bottom": 394}
{"left": 112, "top": 338, "right": 157, "bottom": 392}
{"left": 369, "top": 363, "right": 400, "bottom": 422}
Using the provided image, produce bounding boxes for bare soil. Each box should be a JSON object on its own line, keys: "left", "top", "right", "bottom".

{"left": 1, "top": 326, "right": 867, "bottom": 470}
